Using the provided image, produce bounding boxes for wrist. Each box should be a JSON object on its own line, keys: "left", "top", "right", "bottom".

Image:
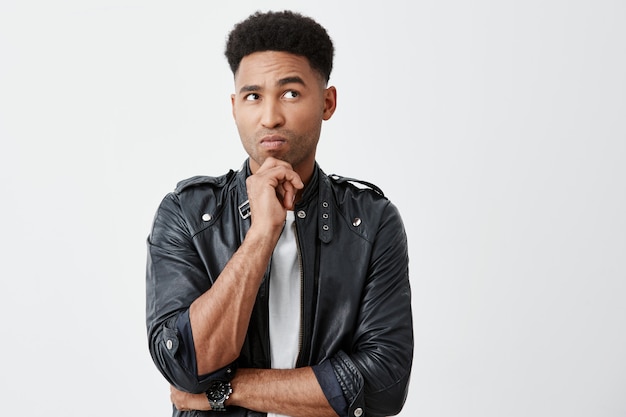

{"left": 224, "top": 368, "right": 253, "bottom": 408}
{"left": 245, "top": 224, "right": 282, "bottom": 250}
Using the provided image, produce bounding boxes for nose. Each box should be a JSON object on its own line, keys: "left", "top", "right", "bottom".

{"left": 260, "top": 99, "right": 285, "bottom": 129}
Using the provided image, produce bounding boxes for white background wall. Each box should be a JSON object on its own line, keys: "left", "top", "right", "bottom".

{"left": 1, "top": 1, "right": 625, "bottom": 416}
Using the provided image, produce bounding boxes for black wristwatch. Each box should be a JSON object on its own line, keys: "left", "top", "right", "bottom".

{"left": 205, "top": 380, "right": 233, "bottom": 411}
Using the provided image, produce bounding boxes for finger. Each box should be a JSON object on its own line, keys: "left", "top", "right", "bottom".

{"left": 275, "top": 182, "right": 294, "bottom": 210}
{"left": 282, "top": 169, "right": 304, "bottom": 190}
{"left": 280, "top": 180, "right": 297, "bottom": 209}
{"left": 257, "top": 166, "right": 304, "bottom": 194}
{"left": 257, "top": 158, "right": 304, "bottom": 190}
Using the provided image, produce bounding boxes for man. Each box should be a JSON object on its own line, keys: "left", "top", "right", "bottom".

{"left": 146, "top": 10, "right": 413, "bottom": 417}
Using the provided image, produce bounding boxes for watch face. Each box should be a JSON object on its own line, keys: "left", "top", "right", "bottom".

{"left": 207, "top": 381, "right": 229, "bottom": 401}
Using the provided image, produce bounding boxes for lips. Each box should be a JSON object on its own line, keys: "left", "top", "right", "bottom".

{"left": 260, "top": 135, "right": 287, "bottom": 150}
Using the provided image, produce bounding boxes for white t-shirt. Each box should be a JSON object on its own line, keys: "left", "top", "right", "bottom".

{"left": 268, "top": 211, "right": 301, "bottom": 417}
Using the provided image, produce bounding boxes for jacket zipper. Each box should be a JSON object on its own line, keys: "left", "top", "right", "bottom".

{"left": 294, "top": 218, "right": 305, "bottom": 363}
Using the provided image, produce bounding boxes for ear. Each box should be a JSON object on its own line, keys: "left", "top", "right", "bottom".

{"left": 322, "top": 86, "right": 337, "bottom": 121}
{"left": 231, "top": 94, "right": 236, "bottom": 120}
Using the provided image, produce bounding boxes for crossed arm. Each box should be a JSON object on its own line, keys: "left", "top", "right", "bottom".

{"left": 170, "top": 367, "right": 336, "bottom": 417}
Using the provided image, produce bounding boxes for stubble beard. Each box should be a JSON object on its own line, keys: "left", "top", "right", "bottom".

{"left": 249, "top": 128, "right": 319, "bottom": 171}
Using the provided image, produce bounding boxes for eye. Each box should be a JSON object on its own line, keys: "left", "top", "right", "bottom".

{"left": 244, "top": 93, "right": 260, "bottom": 101}
{"left": 283, "top": 90, "right": 299, "bottom": 99}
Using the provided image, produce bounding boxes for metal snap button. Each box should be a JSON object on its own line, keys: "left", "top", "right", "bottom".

{"left": 202, "top": 213, "right": 212, "bottom": 222}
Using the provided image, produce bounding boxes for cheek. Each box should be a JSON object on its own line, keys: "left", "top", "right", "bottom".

{"left": 233, "top": 107, "right": 252, "bottom": 131}
{"left": 292, "top": 106, "right": 320, "bottom": 127}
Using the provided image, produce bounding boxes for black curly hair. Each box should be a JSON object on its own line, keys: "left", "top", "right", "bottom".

{"left": 225, "top": 10, "right": 334, "bottom": 83}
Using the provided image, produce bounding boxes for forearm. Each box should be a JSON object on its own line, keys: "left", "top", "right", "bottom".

{"left": 190, "top": 227, "right": 279, "bottom": 375}
{"left": 228, "top": 367, "right": 337, "bottom": 417}
{"left": 171, "top": 367, "right": 338, "bottom": 417}
{"left": 190, "top": 159, "right": 304, "bottom": 375}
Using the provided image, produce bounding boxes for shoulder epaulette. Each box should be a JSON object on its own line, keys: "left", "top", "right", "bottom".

{"left": 174, "top": 170, "right": 236, "bottom": 194}
{"left": 328, "top": 174, "right": 385, "bottom": 197}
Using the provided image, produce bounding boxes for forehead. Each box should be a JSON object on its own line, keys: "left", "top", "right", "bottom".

{"left": 234, "top": 51, "right": 321, "bottom": 87}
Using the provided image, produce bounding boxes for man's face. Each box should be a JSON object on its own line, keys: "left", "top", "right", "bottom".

{"left": 231, "top": 51, "right": 336, "bottom": 178}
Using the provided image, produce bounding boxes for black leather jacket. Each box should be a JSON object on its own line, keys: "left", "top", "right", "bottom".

{"left": 146, "top": 161, "right": 413, "bottom": 417}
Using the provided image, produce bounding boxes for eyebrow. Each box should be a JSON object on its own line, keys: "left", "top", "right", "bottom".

{"left": 238, "top": 76, "right": 306, "bottom": 94}
{"left": 277, "top": 76, "right": 305, "bottom": 87}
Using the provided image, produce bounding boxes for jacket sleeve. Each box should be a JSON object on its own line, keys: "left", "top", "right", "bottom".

{"left": 145, "top": 191, "right": 235, "bottom": 393}
{"left": 330, "top": 201, "right": 413, "bottom": 417}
